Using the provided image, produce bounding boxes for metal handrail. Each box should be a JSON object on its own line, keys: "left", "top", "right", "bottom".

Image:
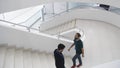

{"left": 1, "top": 2, "right": 120, "bottom": 31}
{"left": 0, "top": 19, "right": 28, "bottom": 28}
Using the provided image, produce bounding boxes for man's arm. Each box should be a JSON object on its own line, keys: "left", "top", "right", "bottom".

{"left": 81, "top": 48, "right": 84, "bottom": 57}
{"left": 68, "top": 43, "right": 74, "bottom": 51}
{"left": 81, "top": 40, "right": 85, "bottom": 57}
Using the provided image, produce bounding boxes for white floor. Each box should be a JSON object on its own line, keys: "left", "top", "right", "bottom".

{"left": 92, "top": 60, "right": 120, "bottom": 68}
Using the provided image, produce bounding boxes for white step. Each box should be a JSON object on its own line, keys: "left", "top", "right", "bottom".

{"left": 23, "top": 50, "right": 32, "bottom": 68}
{"left": 39, "top": 53, "right": 50, "bottom": 68}
{"left": 65, "top": 57, "right": 69, "bottom": 68}
{"left": 68, "top": 57, "right": 73, "bottom": 68}
{"left": 65, "top": 56, "right": 71, "bottom": 68}
{"left": 32, "top": 51, "right": 42, "bottom": 68}
{"left": 15, "top": 48, "right": 24, "bottom": 68}
{"left": 0, "top": 45, "right": 77, "bottom": 68}
{"left": 0, "top": 45, "right": 7, "bottom": 68}
{"left": 4, "top": 47, "right": 15, "bottom": 68}
{"left": 46, "top": 54, "right": 56, "bottom": 68}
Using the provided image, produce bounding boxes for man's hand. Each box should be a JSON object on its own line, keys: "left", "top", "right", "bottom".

{"left": 68, "top": 48, "right": 71, "bottom": 51}
{"left": 81, "top": 48, "right": 84, "bottom": 57}
{"left": 68, "top": 44, "right": 74, "bottom": 52}
{"left": 82, "top": 54, "right": 84, "bottom": 57}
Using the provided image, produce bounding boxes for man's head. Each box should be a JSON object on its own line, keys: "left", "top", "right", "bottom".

{"left": 58, "top": 43, "right": 65, "bottom": 53}
{"left": 75, "top": 33, "right": 81, "bottom": 39}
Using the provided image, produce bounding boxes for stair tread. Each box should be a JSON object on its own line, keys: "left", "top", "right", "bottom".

{"left": 4, "top": 47, "right": 15, "bottom": 68}
{"left": 0, "top": 45, "right": 7, "bottom": 68}
{"left": 0, "top": 45, "right": 73, "bottom": 68}
{"left": 23, "top": 50, "right": 32, "bottom": 68}
{"left": 15, "top": 49, "right": 24, "bottom": 68}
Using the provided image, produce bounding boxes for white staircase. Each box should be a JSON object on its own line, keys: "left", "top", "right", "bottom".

{"left": 4, "top": 47, "right": 15, "bottom": 68}
{"left": 1, "top": 44, "right": 120, "bottom": 68}
{"left": 32, "top": 51, "right": 42, "bottom": 68}
{"left": 15, "top": 48, "right": 24, "bottom": 68}
{"left": 0, "top": 45, "right": 7, "bottom": 68}
{"left": 0, "top": 44, "right": 73, "bottom": 68}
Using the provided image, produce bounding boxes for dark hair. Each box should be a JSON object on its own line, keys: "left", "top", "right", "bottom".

{"left": 58, "top": 43, "right": 65, "bottom": 50}
{"left": 76, "top": 33, "right": 81, "bottom": 37}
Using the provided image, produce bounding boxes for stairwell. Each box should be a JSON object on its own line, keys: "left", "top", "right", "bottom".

{"left": 0, "top": 44, "right": 73, "bottom": 68}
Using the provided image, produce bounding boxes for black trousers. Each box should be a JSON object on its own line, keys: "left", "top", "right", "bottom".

{"left": 72, "top": 52, "right": 82, "bottom": 66}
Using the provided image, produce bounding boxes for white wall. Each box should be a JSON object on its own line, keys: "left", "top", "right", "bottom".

{"left": 0, "top": 20, "right": 120, "bottom": 68}
{"left": 0, "top": 0, "right": 120, "bottom": 13}
{"left": 0, "top": 24, "right": 70, "bottom": 54}
{"left": 40, "top": 9, "right": 120, "bottom": 31}
{"left": 75, "top": 20, "right": 120, "bottom": 68}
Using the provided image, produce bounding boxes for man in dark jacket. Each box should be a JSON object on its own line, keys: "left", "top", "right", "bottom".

{"left": 54, "top": 43, "right": 65, "bottom": 68}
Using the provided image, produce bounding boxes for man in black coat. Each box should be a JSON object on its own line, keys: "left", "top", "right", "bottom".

{"left": 54, "top": 43, "right": 65, "bottom": 68}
